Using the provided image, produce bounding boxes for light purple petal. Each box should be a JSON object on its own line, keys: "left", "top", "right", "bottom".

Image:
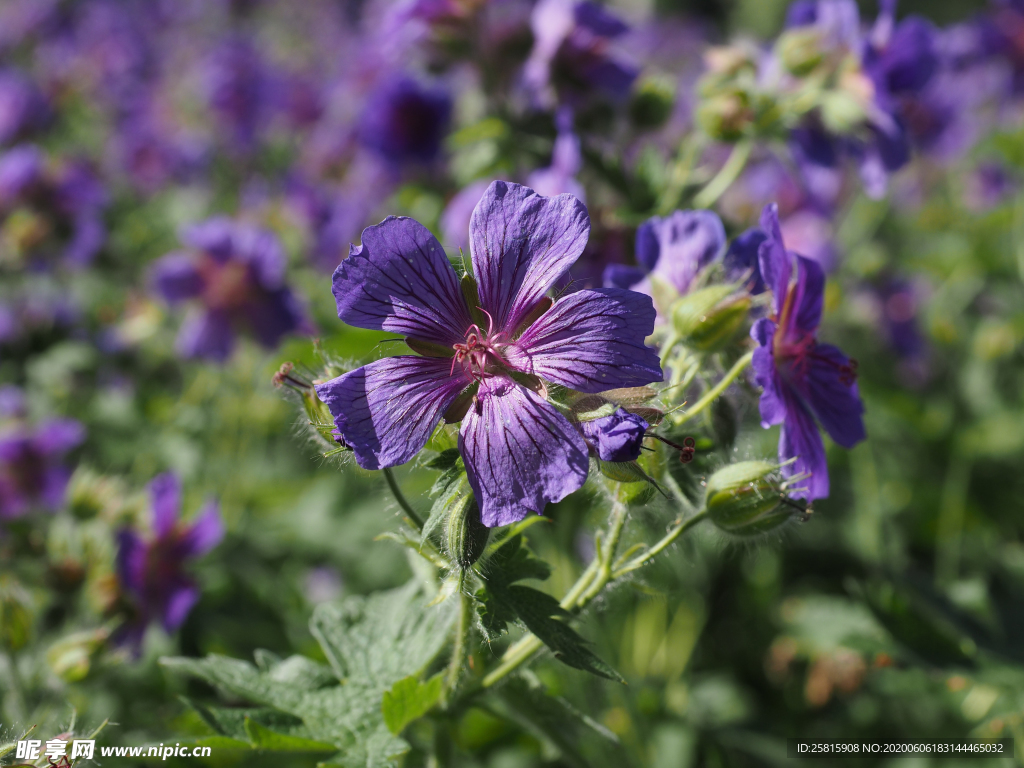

{"left": 507, "top": 287, "right": 662, "bottom": 392}
{"left": 32, "top": 418, "right": 85, "bottom": 455}
{"left": 314, "top": 356, "right": 472, "bottom": 470}
{"left": 162, "top": 583, "right": 199, "bottom": 632}
{"left": 39, "top": 465, "right": 72, "bottom": 509}
{"left": 778, "top": 391, "right": 829, "bottom": 501}
{"left": 333, "top": 217, "right": 471, "bottom": 346}
{"left": 647, "top": 210, "right": 726, "bottom": 294}
{"left": 181, "top": 499, "right": 224, "bottom": 557}
{"left": 805, "top": 343, "right": 866, "bottom": 448}
{"left": 151, "top": 252, "right": 204, "bottom": 303}
{"left": 177, "top": 308, "right": 235, "bottom": 362}
{"left": 441, "top": 179, "right": 491, "bottom": 251}
{"left": 232, "top": 224, "right": 286, "bottom": 288}
{"left": 758, "top": 204, "right": 791, "bottom": 317}
{"left": 149, "top": 472, "right": 181, "bottom": 538}
{"left": 459, "top": 378, "right": 588, "bottom": 527}
{"left": 181, "top": 216, "right": 236, "bottom": 262}
{"left": 469, "top": 180, "right": 590, "bottom": 335}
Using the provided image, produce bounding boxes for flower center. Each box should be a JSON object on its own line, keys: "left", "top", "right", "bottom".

{"left": 452, "top": 322, "right": 509, "bottom": 381}
{"left": 775, "top": 331, "right": 858, "bottom": 386}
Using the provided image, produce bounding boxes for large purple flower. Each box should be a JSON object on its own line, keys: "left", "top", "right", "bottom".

{"left": 358, "top": 75, "right": 452, "bottom": 166}
{"left": 0, "top": 418, "right": 84, "bottom": 519}
{"left": 603, "top": 209, "right": 726, "bottom": 297}
{"left": 315, "top": 181, "right": 662, "bottom": 526}
{"left": 750, "top": 204, "right": 865, "bottom": 501}
{"left": 151, "top": 217, "right": 314, "bottom": 362}
{"left": 116, "top": 473, "right": 223, "bottom": 650}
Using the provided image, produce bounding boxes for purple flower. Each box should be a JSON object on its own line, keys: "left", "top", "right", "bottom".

{"left": 115, "top": 473, "right": 223, "bottom": 650}
{"left": 527, "top": 108, "right": 585, "bottom": 202}
{"left": 357, "top": 75, "right": 452, "bottom": 166}
{"left": 205, "top": 35, "right": 277, "bottom": 149}
{"left": 964, "top": 162, "right": 1018, "bottom": 210}
{"left": 0, "top": 69, "right": 51, "bottom": 145}
{"left": 315, "top": 181, "right": 662, "bottom": 526}
{"left": 524, "top": 0, "right": 637, "bottom": 106}
{"left": 723, "top": 228, "right": 768, "bottom": 294}
{"left": 441, "top": 179, "right": 492, "bottom": 251}
{"left": 750, "top": 204, "right": 865, "bottom": 501}
{"left": 151, "top": 217, "right": 314, "bottom": 362}
{"left": 603, "top": 209, "right": 726, "bottom": 295}
{"left": 580, "top": 408, "right": 648, "bottom": 462}
{"left": 0, "top": 418, "right": 84, "bottom": 519}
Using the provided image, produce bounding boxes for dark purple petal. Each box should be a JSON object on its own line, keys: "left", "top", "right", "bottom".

{"left": 581, "top": 408, "right": 648, "bottom": 462}
{"left": 63, "top": 214, "right": 105, "bottom": 268}
{"left": 791, "top": 255, "right": 825, "bottom": 335}
{"left": 459, "top": 378, "right": 588, "bottom": 527}
{"left": 180, "top": 499, "right": 224, "bottom": 557}
{"left": 778, "top": 390, "right": 829, "bottom": 501}
{"left": 116, "top": 528, "right": 146, "bottom": 595}
{"left": 32, "top": 418, "right": 85, "bottom": 455}
{"left": 333, "top": 216, "right": 471, "bottom": 346}
{"left": 724, "top": 228, "right": 767, "bottom": 294}
{"left": 39, "top": 465, "right": 72, "bottom": 509}
{"left": 507, "top": 288, "right": 662, "bottom": 392}
{"left": 634, "top": 218, "right": 660, "bottom": 272}
{"left": 243, "top": 287, "right": 312, "bottom": 349}
{"left": 162, "top": 582, "right": 199, "bottom": 632}
{"left": 315, "top": 356, "right": 472, "bottom": 470}
{"left": 151, "top": 252, "right": 205, "bottom": 303}
{"left": 602, "top": 263, "right": 646, "bottom": 290}
{"left": 868, "top": 16, "right": 939, "bottom": 96}
{"left": 574, "top": 1, "right": 629, "bottom": 37}
{"left": 149, "top": 472, "right": 181, "bottom": 538}
{"left": 358, "top": 76, "right": 451, "bottom": 165}
{"left": 751, "top": 318, "right": 787, "bottom": 427}
{"left": 176, "top": 308, "right": 235, "bottom": 362}
{"left": 805, "top": 343, "right": 865, "bottom": 448}
{"left": 758, "top": 204, "right": 791, "bottom": 317}
{"left": 647, "top": 210, "right": 726, "bottom": 294}
{"left": 469, "top": 181, "right": 590, "bottom": 335}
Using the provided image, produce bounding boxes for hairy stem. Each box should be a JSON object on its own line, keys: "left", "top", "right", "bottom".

{"left": 443, "top": 591, "right": 472, "bottom": 704}
{"left": 672, "top": 350, "right": 753, "bottom": 427}
{"left": 693, "top": 139, "right": 752, "bottom": 209}
{"left": 613, "top": 511, "right": 708, "bottom": 578}
{"left": 383, "top": 467, "right": 424, "bottom": 530}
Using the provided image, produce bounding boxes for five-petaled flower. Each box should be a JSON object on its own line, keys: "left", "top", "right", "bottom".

{"left": 315, "top": 181, "right": 663, "bottom": 527}
{"left": 750, "top": 203, "right": 865, "bottom": 500}
{"left": 115, "top": 473, "right": 223, "bottom": 651}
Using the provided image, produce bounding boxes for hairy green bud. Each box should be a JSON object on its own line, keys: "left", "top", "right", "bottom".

{"left": 706, "top": 461, "right": 794, "bottom": 536}
{"left": 671, "top": 285, "right": 751, "bottom": 352}
{"left": 47, "top": 628, "right": 109, "bottom": 683}
{"left": 445, "top": 494, "right": 489, "bottom": 570}
{"left": 776, "top": 28, "right": 825, "bottom": 76}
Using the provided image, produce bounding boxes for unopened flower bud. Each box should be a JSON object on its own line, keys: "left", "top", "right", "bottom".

{"left": 819, "top": 90, "right": 868, "bottom": 134}
{"left": 46, "top": 628, "right": 108, "bottom": 682}
{"left": 776, "top": 28, "right": 825, "bottom": 76}
{"left": 672, "top": 284, "right": 751, "bottom": 352}
{"left": 705, "top": 461, "right": 794, "bottom": 536}
{"left": 703, "top": 45, "right": 757, "bottom": 77}
{"left": 629, "top": 75, "right": 676, "bottom": 130}
{"left": 696, "top": 93, "right": 753, "bottom": 142}
{"left": 445, "top": 494, "right": 489, "bottom": 569}
{"left": 581, "top": 408, "right": 649, "bottom": 463}
{"left": 67, "top": 467, "right": 123, "bottom": 520}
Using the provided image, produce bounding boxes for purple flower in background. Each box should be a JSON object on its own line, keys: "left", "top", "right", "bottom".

{"left": 872, "top": 276, "right": 923, "bottom": 359}
{"left": 151, "top": 217, "right": 314, "bottom": 362}
{"left": 603, "top": 209, "right": 725, "bottom": 296}
{"left": 723, "top": 228, "right": 768, "bottom": 294}
{"left": 525, "top": 0, "right": 637, "bottom": 106}
{"left": 527, "top": 108, "right": 586, "bottom": 202}
{"left": 0, "top": 418, "right": 84, "bottom": 519}
{"left": 115, "top": 473, "right": 223, "bottom": 650}
{"left": 441, "top": 179, "right": 492, "bottom": 251}
{"left": 205, "top": 36, "right": 277, "bottom": 149}
{"left": 0, "top": 69, "right": 51, "bottom": 145}
{"left": 581, "top": 408, "right": 648, "bottom": 462}
{"left": 750, "top": 204, "right": 865, "bottom": 501}
{"left": 358, "top": 75, "right": 452, "bottom": 166}
{"left": 964, "top": 162, "right": 1018, "bottom": 210}
{"left": 315, "top": 181, "right": 662, "bottom": 526}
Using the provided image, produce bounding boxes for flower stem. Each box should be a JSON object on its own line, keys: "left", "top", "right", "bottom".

{"left": 612, "top": 510, "right": 708, "bottom": 578}
{"left": 383, "top": 467, "right": 424, "bottom": 531}
{"left": 672, "top": 350, "right": 753, "bottom": 427}
{"left": 693, "top": 139, "right": 752, "bottom": 209}
{"left": 443, "top": 591, "right": 471, "bottom": 704}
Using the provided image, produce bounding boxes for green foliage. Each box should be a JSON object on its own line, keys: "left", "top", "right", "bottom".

{"left": 381, "top": 674, "right": 443, "bottom": 734}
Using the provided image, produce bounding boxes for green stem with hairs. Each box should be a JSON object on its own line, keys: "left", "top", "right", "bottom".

{"left": 443, "top": 591, "right": 472, "bottom": 704}
{"left": 672, "top": 350, "right": 753, "bottom": 427}
{"left": 383, "top": 467, "right": 424, "bottom": 531}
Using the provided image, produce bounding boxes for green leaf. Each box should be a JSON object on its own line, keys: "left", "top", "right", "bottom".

{"left": 243, "top": 718, "right": 337, "bottom": 752}
{"left": 381, "top": 674, "right": 443, "bottom": 734}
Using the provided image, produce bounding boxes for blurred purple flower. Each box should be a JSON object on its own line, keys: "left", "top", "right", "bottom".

{"left": 205, "top": 35, "right": 278, "bottom": 149}
{"left": 873, "top": 275, "right": 924, "bottom": 359}
{"left": 0, "top": 418, "right": 84, "bottom": 519}
{"left": 0, "top": 69, "right": 51, "bottom": 145}
{"left": 527, "top": 108, "right": 586, "bottom": 202}
{"left": 357, "top": 75, "right": 451, "bottom": 165}
{"left": 964, "top": 161, "right": 1018, "bottom": 210}
{"left": 723, "top": 228, "right": 768, "bottom": 294}
{"left": 580, "top": 408, "right": 648, "bottom": 462}
{"left": 441, "top": 179, "right": 491, "bottom": 251}
{"left": 0, "top": 386, "right": 25, "bottom": 418}
{"left": 603, "top": 209, "right": 725, "bottom": 296}
{"left": 151, "top": 217, "right": 314, "bottom": 362}
{"left": 524, "top": 0, "right": 637, "bottom": 106}
{"left": 115, "top": 473, "right": 223, "bottom": 650}
{"left": 750, "top": 204, "right": 865, "bottom": 501}
{"left": 315, "top": 180, "right": 662, "bottom": 526}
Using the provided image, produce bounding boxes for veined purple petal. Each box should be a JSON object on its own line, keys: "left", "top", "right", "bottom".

{"left": 149, "top": 472, "right": 181, "bottom": 538}
{"left": 333, "top": 217, "right": 471, "bottom": 346}
{"left": 180, "top": 499, "right": 224, "bottom": 557}
{"left": 315, "top": 356, "right": 472, "bottom": 470}
{"left": 778, "top": 390, "right": 829, "bottom": 501}
{"left": 162, "top": 582, "right": 199, "bottom": 632}
{"left": 151, "top": 252, "right": 205, "bottom": 303}
{"left": 177, "top": 308, "right": 236, "bottom": 362}
{"left": 805, "top": 343, "right": 865, "bottom": 448}
{"left": 459, "top": 378, "right": 588, "bottom": 527}
{"left": 758, "top": 204, "right": 791, "bottom": 316}
{"left": 647, "top": 210, "right": 727, "bottom": 294}
{"left": 507, "top": 287, "right": 662, "bottom": 392}
{"left": 581, "top": 408, "right": 648, "bottom": 462}
{"left": 469, "top": 181, "right": 590, "bottom": 335}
